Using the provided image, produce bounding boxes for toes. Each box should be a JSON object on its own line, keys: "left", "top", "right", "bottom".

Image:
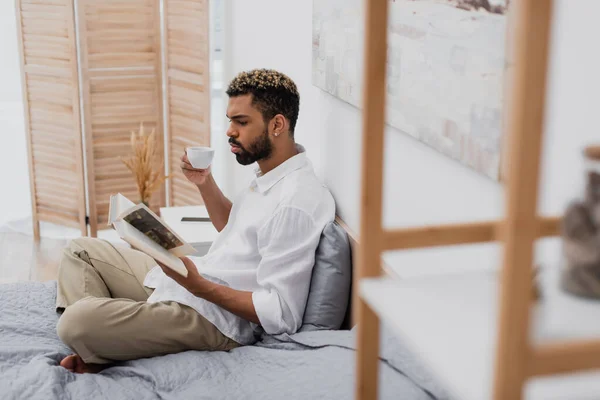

{"left": 59, "top": 354, "right": 78, "bottom": 371}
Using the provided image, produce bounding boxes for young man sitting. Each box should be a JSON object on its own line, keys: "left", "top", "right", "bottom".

{"left": 56, "top": 69, "right": 335, "bottom": 373}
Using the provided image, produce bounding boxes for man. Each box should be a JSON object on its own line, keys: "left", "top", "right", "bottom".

{"left": 56, "top": 69, "right": 335, "bottom": 373}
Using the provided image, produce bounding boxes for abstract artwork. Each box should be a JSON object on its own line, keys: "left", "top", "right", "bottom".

{"left": 313, "top": 0, "right": 509, "bottom": 180}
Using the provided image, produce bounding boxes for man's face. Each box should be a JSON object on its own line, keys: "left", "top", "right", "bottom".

{"left": 226, "top": 94, "right": 273, "bottom": 165}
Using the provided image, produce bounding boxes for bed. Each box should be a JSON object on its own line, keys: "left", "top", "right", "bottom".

{"left": 0, "top": 280, "right": 449, "bottom": 400}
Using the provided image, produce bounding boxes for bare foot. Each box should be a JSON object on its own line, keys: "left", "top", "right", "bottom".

{"left": 59, "top": 354, "right": 110, "bottom": 374}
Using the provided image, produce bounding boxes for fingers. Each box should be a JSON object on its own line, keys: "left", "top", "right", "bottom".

{"left": 180, "top": 162, "right": 209, "bottom": 173}
{"left": 159, "top": 265, "right": 178, "bottom": 282}
{"left": 156, "top": 260, "right": 173, "bottom": 276}
{"left": 180, "top": 153, "right": 193, "bottom": 170}
{"left": 181, "top": 257, "right": 196, "bottom": 272}
{"left": 180, "top": 153, "right": 202, "bottom": 172}
{"left": 180, "top": 162, "right": 195, "bottom": 171}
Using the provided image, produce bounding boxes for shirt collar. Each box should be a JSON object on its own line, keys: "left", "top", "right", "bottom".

{"left": 253, "top": 144, "right": 307, "bottom": 193}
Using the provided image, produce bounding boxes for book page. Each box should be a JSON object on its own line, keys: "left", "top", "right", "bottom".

{"left": 113, "top": 221, "right": 188, "bottom": 277}
{"left": 119, "top": 203, "right": 196, "bottom": 256}
{"left": 108, "top": 193, "right": 137, "bottom": 226}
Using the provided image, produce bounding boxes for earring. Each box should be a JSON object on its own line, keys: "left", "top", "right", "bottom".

{"left": 274, "top": 133, "right": 279, "bottom": 137}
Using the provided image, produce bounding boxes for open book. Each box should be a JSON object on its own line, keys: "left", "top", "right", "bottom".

{"left": 107, "top": 193, "right": 196, "bottom": 277}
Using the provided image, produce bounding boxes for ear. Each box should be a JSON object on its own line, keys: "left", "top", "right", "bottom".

{"left": 271, "top": 114, "right": 287, "bottom": 137}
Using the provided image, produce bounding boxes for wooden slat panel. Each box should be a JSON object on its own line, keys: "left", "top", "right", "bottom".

{"left": 30, "top": 123, "right": 74, "bottom": 138}
{"left": 21, "top": 11, "right": 69, "bottom": 21}
{"left": 170, "top": 129, "right": 209, "bottom": 145}
{"left": 27, "top": 73, "right": 73, "bottom": 88}
{"left": 35, "top": 176, "right": 77, "bottom": 194}
{"left": 164, "top": 0, "right": 210, "bottom": 206}
{"left": 37, "top": 191, "right": 80, "bottom": 211}
{"left": 21, "top": 0, "right": 68, "bottom": 5}
{"left": 24, "top": 36, "right": 71, "bottom": 50}
{"left": 168, "top": 55, "right": 205, "bottom": 74}
{"left": 85, "top": 12, "right": 154, "bottom": 24}
{"left": 32, "top": 135, "right": 75, "bottom": 150}
{"left": 22, "top": 24, "right": 68, "bottom": 37}
{"left": 173, "top": 189, "right": 201, "bottom": 207}
{"left": 168, "top": 70, "right": 205, "bottom": 86}
{"left": 29, "top": 100, "right": 72, "bottom": 114}
{"left": 22, "top": 18, "right": 67, "bottom": 33}
{"left": 88, "top": 39, "right": 155, "bottom": 55}
{"left": 85, "top": 19, "right": 154, "bottom": 32}
{"left": 16, "top": 0, "right": 87, "bottom": 239}
{"left": 24, "top": 65, "right": 71, "bottom": 78}
{"left": 35, "top": 176, "right": 79, "bottom": 193}
{"left": 85, "top": 5, "right": 154, "bottom": 15}
{"left": 169, "top": 103, "right": 207, "bottom": 122}
{"left": 26, "top": 67, "right": 73, "bottom": 83}
{"left": 37, "top": 209, "right": 81, "bottom": 229}
{"left": 24, "top": 33, "right": 70, "bottom": 45}
{"left": 32, "top": 149, "right": 75, "bottom": 165}
{"left": 90, "top": 76, "right": 158, "bottom": 92}
{"left": 28, "top": 93, "right": 73, "bottom": 107}
{"left": 78, "top": 0, "right": 165, "bottom": 231}
{"left": 87, "top": 29, "right": 154, "bottom": 41}
{"left": 88, "top": 53, "right": 156, "bottom": 69}
{"left": 29, "top": 108, "right": 74, "bottom": 128}
{"left": 170, "top": 84, "right": 209, "bottom": 106}
{"left": 167, "top": 36, "right": 207, "bottom": 51}
{"left": 20, "top": 2, "right": 67, "bottom": 11}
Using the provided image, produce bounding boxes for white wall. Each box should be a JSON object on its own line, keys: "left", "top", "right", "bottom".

{"left": 226, "top": 0, "right": 600, "bottom": 276}
{"left": 223, "top": 0, "right": 326, "bottom": 198}
{"left": 0, "top": 1, "right": 31, "bottom": 224}
{"left": 0, "top": 1, "right": 22, "bottom": 104}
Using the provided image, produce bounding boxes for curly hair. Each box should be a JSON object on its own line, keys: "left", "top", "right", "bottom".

{"left": 226, "top": 69, "right": 300, "bottom": 136}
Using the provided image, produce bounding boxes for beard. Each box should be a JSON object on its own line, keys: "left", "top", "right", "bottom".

{"left": 230, "top": 127, "right": 273, "bottom": 166}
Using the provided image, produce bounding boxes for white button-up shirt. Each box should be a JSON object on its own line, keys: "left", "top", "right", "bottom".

{"left": 143, "top": 147, "right": 335, "bottom": 344}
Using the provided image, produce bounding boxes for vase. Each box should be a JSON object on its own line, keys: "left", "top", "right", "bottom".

{"left": 560, "top": 145, "right": 600, "bottom": 299}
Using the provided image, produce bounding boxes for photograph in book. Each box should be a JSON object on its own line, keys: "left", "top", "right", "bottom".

{"left": 312, "top": 0, "right": 509, "bottom": 180}
{"left": 123, "top": 208, "right": 184, "bottom": 250}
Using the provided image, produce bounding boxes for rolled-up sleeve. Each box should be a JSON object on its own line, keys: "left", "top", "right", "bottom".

{"left": 252, "top": 206, "right": 321, "bottom": 335}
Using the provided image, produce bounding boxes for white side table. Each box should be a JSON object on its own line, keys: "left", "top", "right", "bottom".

{"left": 160, "top": 206, "right": 219, "bottom": 256}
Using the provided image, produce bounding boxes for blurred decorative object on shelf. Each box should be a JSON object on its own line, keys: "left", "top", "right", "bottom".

{"left": 560, "top": 145, "right": 600, "bottom": 299}
{"left": 121, "top": 123, "right": 170, "bottom": 207}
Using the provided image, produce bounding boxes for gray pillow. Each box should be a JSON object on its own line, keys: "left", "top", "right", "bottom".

{"left": 300, "top": 221, "right": 352, "bottom": 331}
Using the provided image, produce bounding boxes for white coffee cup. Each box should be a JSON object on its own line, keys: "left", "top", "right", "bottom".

{"left": 186, "top": 146, "right": 214, "bottom": 169}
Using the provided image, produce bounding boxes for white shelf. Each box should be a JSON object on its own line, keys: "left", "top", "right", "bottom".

{"left": 360, "top": 268, "right": 600, "bottom": 400}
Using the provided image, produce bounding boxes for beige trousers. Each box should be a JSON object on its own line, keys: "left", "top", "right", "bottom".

{"left": 56, "top": 237, "right": 239, "bottom": 364}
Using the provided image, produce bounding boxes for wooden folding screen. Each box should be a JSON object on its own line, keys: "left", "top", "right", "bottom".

{"left": 77, "top": 0, "right": 166, "bottom": 236}
{"left": 16, "top": 0, "right": 211, "bottom": 239}
{"left": 164, "top": 0, "right": 211, "bottom": 206}
{"left": 15, "top": 0, "right": 87, "bottom": 239}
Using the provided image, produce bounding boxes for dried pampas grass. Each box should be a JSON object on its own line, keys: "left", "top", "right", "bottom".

{"left": 121, "top": 123, "right": 169, "bottom": 206}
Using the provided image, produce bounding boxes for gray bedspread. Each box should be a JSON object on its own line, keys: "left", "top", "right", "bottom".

{"left": 0, "top": 281, "right": 449, "bottom": 400}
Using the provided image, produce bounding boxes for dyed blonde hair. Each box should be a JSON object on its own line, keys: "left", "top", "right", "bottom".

{"left": 226, "top": 69, "right": 300, "bottom": 135}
